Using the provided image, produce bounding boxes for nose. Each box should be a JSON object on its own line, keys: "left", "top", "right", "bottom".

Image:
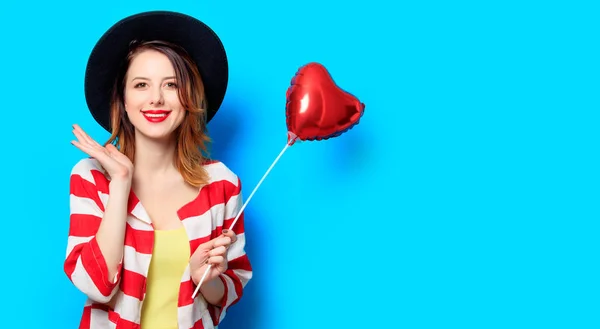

{"left": 149, "top": 86, "right": 164, "bottom": 106}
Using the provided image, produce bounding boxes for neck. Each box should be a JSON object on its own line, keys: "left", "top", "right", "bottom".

{"left": 133, "top": 133, "right": 178, "bottom": 180}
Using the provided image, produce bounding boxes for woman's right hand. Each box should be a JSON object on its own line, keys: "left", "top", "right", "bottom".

{"left": 71, "top": 124, "right": 134, "bottom": 182}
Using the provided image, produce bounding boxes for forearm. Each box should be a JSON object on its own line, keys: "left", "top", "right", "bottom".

{"left": 199, "top": 276, "right": 225, "bottom": 306}
{"left": 95, "top": 179, "right": 130, "bottom": 279}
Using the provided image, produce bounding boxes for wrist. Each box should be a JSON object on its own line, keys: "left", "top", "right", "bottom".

{"left": 109, "top": 178, "right": 132, "bottom": 191}
{"left": 193, "top": 272, "right": 215, "bottom": 287}
{"left": 198, "top": 276, "right": 226, "bottom": 306}
{"left": 202, "top": 275, "right": 219, "bottom": 287}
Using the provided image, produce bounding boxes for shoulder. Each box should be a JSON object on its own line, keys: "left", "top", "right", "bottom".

{"left": 203, "top": 160, "right": 241, "bottom": 187}
{"left": 70, "top": 157, "right": 108, "bottom": 185}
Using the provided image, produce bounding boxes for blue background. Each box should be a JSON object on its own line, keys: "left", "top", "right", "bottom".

{"left": 1, "top": 0, "right": 599, "bottom": 328}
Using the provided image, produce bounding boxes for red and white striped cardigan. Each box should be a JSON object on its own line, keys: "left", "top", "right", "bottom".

{"left": 64, "top": 158, "right": 253, "bottom": 329}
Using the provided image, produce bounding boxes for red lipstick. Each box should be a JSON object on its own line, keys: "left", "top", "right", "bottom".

{"left": 141, "top": 110, "right": 171, "bottom": 123}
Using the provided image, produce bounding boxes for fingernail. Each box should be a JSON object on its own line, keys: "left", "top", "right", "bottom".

{"left": 222, "top": 229, "right": 228, "bottom": 234}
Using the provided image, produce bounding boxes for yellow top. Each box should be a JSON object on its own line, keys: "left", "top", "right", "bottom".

{"left": 140, "top": 226, "right": 190, "bottom": 329}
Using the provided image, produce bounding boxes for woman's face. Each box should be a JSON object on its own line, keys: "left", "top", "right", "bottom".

{"left": 123, "top": 49, "right": 186, "bottom": 141}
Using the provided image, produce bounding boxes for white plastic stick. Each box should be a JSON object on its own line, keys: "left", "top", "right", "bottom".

{"left": 191, "top": 142, "right": 292, "bottom": 299}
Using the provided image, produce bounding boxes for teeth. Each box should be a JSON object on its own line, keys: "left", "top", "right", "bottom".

{"left": 144, "top": 113, "right": 167, "bottom": 117}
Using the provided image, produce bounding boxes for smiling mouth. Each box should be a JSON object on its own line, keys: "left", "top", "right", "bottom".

{"left": 141, "top": 110, "right": 171, "bottom": 122}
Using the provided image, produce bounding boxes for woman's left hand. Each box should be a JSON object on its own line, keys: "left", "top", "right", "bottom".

{"left": 190, "top": 229, "right": 238, "bottom": 285}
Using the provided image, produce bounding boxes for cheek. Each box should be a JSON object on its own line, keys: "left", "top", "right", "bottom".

{"left": 172, "top": 108, "right": 187, "bottom": 124}
{"left": 165, "top": 92, "right": 182, "bottom": 107}
{"left": 124, "top": 91, "right": 146, "bottom": 109}
{"left": 166, "top": 95, "right": 186, "bottom": 112}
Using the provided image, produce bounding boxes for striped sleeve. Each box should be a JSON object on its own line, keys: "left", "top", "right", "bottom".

{"left": 63, "top": 159, "right": 123, "bottom": 303}
{"left": 208, "top": 176, "right": 253, "bottom": 325}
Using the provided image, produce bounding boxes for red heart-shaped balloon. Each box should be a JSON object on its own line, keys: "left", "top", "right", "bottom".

{"left": 285, "top": 62, "right": 365, "bottom": 145}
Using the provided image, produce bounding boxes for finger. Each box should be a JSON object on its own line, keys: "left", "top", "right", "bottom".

{"left": 72, "top": 125, "right": 95, "bottom": 146}
{"left": 73, "top": 131, "right": 104, "bottom": 156}
{"left": 211, "top": 236, "right": 232, "bottom": 248}
{"left": 73, "top": 124, "right": 93, "bottom": 144}
{"left": 71, "top": 140, "right": 100, "bottom": 157}
{"left": 200, "top": 235, "right": 231, "bottom": 250}
{"left": 208, "top": 246, "right": 227, "bottom": 257}
{"left": 72, "top": 141, "right": 118, "bottom": 171}
{"left": 72, "top": 123, "right": 83, "bottom": 133}
{"left": 72, "top": 127, "right": 88, "bottom": 145}
{"left": 105, "top": 143, "right": 122, "bottom": 157}
{"left": 106, "top": 143, "right": 133, "bottom": 165}
{"left": 207, "top": 256, "right": 224, "bottom": 265}
{"left": 73, "top": 125, "right": 101, "bottom": 148}
{"left": 72, "top": 137, "right": 107, "bottom": 160}
{"left": 71, "top": 140, "right": 93, "bottom": 155}
{"left": 221, "top": 229, "right": 237, "bottom": 244}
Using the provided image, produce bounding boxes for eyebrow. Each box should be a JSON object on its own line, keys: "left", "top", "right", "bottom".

{"left": 131, "top": 76, "right": 176, "bottom": 81}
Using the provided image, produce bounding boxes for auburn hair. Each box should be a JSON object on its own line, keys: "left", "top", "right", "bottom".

{"left": 104, "top": 40, "right": 212, "bottom": 187}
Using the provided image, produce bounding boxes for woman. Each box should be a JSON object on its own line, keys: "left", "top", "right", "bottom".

{"left": 64, "top": 11, "right": 252, "bottom": 329}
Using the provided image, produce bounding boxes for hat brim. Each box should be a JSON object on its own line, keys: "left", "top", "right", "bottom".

{"left": 84, "top": 11, "right": 228, "bottom": 132}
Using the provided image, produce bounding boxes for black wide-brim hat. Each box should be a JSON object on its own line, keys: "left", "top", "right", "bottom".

{"left": 84, "top": 10, "right": 228, "bottom": 132}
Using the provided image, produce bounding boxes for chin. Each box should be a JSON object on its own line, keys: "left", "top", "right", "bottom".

{"left": 131, "top": 121, "right": 177, "bottom": 140}
{"left": 142, "top": 131, "right": 175, "bottom": 140}
{"left": 131, "top": 115, "right": 184, "bottom": 140}
{"left": 140, "top": 126, "right": 179, "bottom": 139}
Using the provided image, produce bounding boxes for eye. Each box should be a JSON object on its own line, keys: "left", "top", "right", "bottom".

{"left": 134, "top": 82, "right": 147, "bottom": 88}
{"left": 166, "top": 82, "right": 178, "bottom": 88}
